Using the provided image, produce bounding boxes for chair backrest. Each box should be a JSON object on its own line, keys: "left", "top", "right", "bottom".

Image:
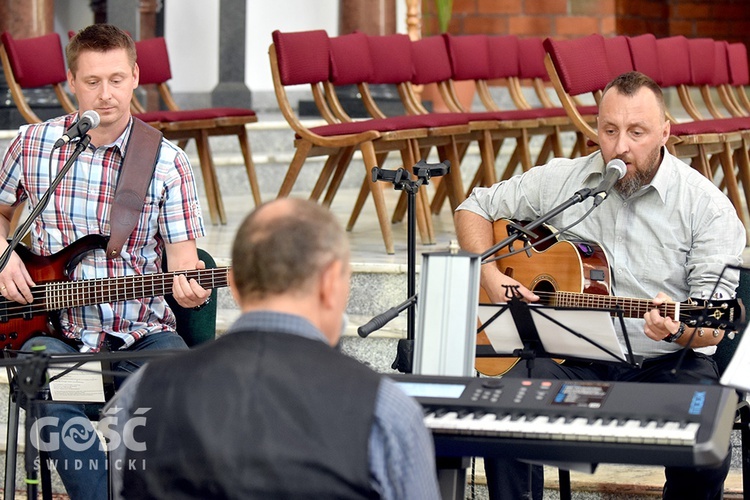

{"left": 727, "top": 42, "right": 750, "bottom": 86}
{"left": 134, "top": 37, "right": 173, "bottom": 86}
{"left": 366, "top": 33, "right": 414, "bottom": 86}
{"left": 516, "top": 37, "right": 547, "bottom": 81}
{"left": 543, "top": 34, "right": 610, "bottom": 97}
{"left": 627, "top": 33, "right": 663, "bottom": 85}
{"left": 444, "top": 34, "right": 490, "bottom": 83}
{"left": 0, "top": 31, "right": 76, "bottom": 123}
{"left": 271, "top": 29, "right": 331, "bottom": 87}
{"left": 328, "top": 31, "right": 377, "bottom": 119}
{"left": 515, "top": 37, "right": 560, "bottom": 109}
{"left": 603, "top": 35, "right": 634, "bottom": 80}
{"left": 656, "top": 35, "right": 692, "bottom": 88}
{"left": 329, "top": 31, "right": 373, "bottom": 87}
{"left": 269, "top": 29, "right": 333, "bottom": 131}
{"left": 713, "top": 40, "right": 733, "bottom": 87}
{"left": 161, "top": 248, "right": 218, "bottom": 347}
{"left": 543, "top": 34, "right": 609, "bottom": 144}
{"left": 687, "top": 38, "right": 717, "bottom": 86}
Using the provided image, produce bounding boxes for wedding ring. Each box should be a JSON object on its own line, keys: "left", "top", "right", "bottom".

{"left": 0, "top": 286, "right": 6, "bottom": 291}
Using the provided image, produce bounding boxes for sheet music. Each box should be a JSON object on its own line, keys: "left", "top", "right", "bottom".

{"left": 48, "top": 362, "right": 106, "bottom": 403}
{"left": 719, "top": 326, "right": 750, "bottom": 393}
{"left": 478, "top": 304, "right": 626, "bottom": 363}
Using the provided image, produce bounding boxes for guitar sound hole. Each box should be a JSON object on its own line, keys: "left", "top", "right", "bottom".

{"left": 533, "top": 280, "right": 555, "bottom": 305}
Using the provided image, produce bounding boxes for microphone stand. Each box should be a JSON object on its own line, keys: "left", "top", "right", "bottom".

{"left": 358, "top": 169, "right": 603, "bottom": 372}
{"left": 0, "top": 135, "right": 92, "bottom": 274}
{"left": 480, "top": 185, "right": 594, "bottom": 262}
{"left": 0, "top": 134, "right": 90, "bottom": 499}
{"left": 361, "top": 160, "right": 448, "bottom": 373}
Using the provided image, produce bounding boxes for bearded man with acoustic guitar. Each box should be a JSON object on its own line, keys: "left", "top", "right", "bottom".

{"left": 0, "top": 25, "right": 210, "bottom": 500}
{"left": 455, "top": 71, "right": 745, "bottom": 499}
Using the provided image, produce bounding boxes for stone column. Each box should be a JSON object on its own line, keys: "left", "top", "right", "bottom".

{"left": 107, "top": 0, "right": 140, "bottom": 39}
{"left": 339, "top": 0, "right": 396, "bottom": 35}
{"left": 0, "top": 0, "right": 54, "bottom": 37}
{"left": 210, "top": 0, "right": 252, "bottom": 109}
{"left": 333, "top": 0, "right": 399, "bottom": 118}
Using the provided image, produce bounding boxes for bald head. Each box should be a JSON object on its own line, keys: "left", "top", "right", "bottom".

{"left": 230, "top": 199, "right": 349, "bottom": 303}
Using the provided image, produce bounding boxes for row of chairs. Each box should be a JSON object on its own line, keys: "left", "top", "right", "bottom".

{"left": 543, "top": 33, "right": 750, "bottom": 227}
{"left": 270, "top": 29, "right": 750, "bottom": 253}
{"left": 0, "top": 31, "right": 261, "bottom": 226}
{"left": 269, "top": 31, "right": 598, "bottom": 254}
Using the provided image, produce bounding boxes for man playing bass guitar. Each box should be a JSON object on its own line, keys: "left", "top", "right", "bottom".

{"left": 455, "top": 71, "right": 745, "bottom": 500}
{"left": 0, "top": 24, "right": 210, "bottom": 500}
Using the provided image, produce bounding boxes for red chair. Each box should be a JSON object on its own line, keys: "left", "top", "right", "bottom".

{"left": 132, "top": 37, "right": 261, "bottom": 225}
{"left": 727, "top": 42, "right": 750, "bottom": 115}
{"left": 513, "top": 36, "right": 596, "bottom": 161}
{"left": 270, "top": 29, "right": 436, "bottom": 254}
{"left": 325, "top": 31, "right": 437, "bottom": 244}
{"left": 0, "top": 31, "right": 77, "bottom": 124}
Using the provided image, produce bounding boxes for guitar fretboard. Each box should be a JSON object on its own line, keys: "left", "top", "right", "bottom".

{"left": 548, "top": 291, "right": 678, "bottom": 320}
{"left": 43, "top": 267, "right": 230, "bottom": 310}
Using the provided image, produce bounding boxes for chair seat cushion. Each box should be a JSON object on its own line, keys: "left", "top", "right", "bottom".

{"left": 134, "top": 108, "right": 256, "bottom": 124}
{"left": 671, "top": 117, "right": 750, "bottom": 135}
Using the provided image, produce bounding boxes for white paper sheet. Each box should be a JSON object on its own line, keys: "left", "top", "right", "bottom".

{"left": 48, "top": 361, "right": 106, "bottom": 403}
{"left": 477, "top": 304, "right": 626, "bottom": 363}
{"left": 720, "top": 326, "right": 750, "bottom": 393}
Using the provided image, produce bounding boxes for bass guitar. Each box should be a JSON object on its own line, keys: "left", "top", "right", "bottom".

{"left": 476, "top": 219, "right": 744, "bottom": 376}
{"left": 0, "top": 234, "right": 229, "bottom": 350}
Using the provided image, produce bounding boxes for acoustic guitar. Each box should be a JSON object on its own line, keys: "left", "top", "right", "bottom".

{"left": 475, "top": 219, "right": 745, "bottom": 376}
{"left": 0, "top": 234, "right": 230, "bottom": 351}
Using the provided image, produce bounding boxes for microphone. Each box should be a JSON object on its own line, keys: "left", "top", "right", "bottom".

{"left": 592, "top": 158, "right": 627, "bottom": 204}
{"left": 54, "top": 110, "right": 101, "bottom": 149}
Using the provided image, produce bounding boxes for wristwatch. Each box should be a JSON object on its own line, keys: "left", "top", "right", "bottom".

{"left": 193, "top": 296, "right": 211, "bottom": 311}
{"left": 663, "top": 322, "right": 686, "bottom": 343}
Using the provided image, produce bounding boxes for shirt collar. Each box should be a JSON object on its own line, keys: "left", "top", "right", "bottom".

{"left": 227, "top": 310, "right": 330, "bottom": 345}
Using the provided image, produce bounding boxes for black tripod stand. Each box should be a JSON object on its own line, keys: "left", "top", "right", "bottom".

{"left": 358, "top": 159, "right": 450, "bottom": 373}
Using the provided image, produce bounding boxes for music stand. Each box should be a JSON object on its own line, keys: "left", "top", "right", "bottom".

{"left": 476, "top": 286, "right": 642, "bottom": 378}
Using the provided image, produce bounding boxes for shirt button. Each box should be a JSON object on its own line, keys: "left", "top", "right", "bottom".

{"left": 622, "top": 202, "right": 627, "bottom": 207}
{"left": 617, "top": 269, "right": 623, "bottom": 275}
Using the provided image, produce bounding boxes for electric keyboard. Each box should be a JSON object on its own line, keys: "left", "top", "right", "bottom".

{"left": 391, "top": 374, "right": 738, "bottom": 467}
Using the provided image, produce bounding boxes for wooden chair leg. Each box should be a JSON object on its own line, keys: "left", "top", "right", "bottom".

{"left": 277, "top": 141, "right": 313, "bottom": 198}
{"left": 360, "top": 141, "right": 395, "bottom": 254}
{"left": 347, "top": 176, "right": 370, "bottom": 232}
{"left": 437, "top": 137, "right": 465, "bottom": 213}
{"left": 311, "top": 153, "right": 341, "bottom": 202}
{"left": 518, "top": 129, "right": 533, "bottom": 172}
{"left": 194, "top": 130, "right": 222, "bottom": 225}
{"left": 719, "top": 141, "right": 747, "bottom": 226}
{"left": 500, "top": 144, "right": 521, "bottom": 181}
{"left": 403, "top": 140, "right": 434, "bottom": 245}
{"left": 737, "top": 138, "right": 750, "bottom": 220}
{"left": 237, "top": 127, "right": 262, "bottom": 206}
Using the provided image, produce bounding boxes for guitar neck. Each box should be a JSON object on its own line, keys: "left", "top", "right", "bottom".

{"left": 551, "top": 291, "right": 677, "bottom": 320}
{"left": 43, "top": 267, "right": 230, "bottom": 311}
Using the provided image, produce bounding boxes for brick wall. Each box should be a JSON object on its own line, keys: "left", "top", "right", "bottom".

{"left": 422, "top": 0, "right": 750, "bottom": 47}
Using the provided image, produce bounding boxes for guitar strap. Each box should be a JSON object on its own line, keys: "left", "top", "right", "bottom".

{"left": 106, "top": 118, "right": 163, "bottom": 259}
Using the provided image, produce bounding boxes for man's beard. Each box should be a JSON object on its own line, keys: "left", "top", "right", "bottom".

{"left": 614, "top": 147, "right": 662, "bottom": 198}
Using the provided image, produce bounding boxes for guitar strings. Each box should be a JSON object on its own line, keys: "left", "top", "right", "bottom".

{"left": 0, "top": 267, "right": 229, "bottom": 319}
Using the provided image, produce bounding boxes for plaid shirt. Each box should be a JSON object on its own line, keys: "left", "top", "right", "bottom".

{"left": 0, "top": 113, "right": 205, "bottom": 351}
